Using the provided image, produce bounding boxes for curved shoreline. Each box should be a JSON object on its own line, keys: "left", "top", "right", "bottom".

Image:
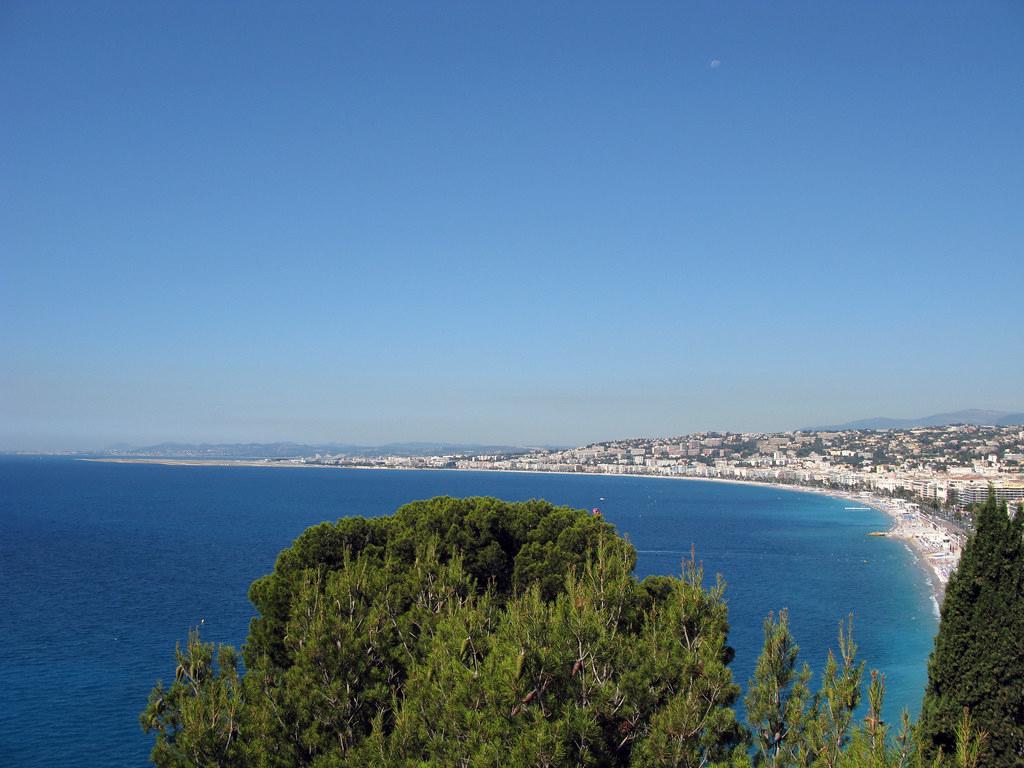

{"left": 78, "top": 457, "right": 948, "bottom": 606}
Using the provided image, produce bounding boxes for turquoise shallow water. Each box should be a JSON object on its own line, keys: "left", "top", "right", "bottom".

{"left": 0, "top": 457, "right": 937, "bottom": 766}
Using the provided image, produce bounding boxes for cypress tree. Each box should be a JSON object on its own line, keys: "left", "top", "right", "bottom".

{"left": 918, "top": 492, "right": 1024, "bottom": 766}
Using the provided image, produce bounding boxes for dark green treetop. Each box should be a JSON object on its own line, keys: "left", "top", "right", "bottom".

{"left": 146, "top": 496, "right": 747, "bottom": 767}
{"left": 919, "top": 493, "right": 1024, "bottom": 766}
{"left": 143, "top": 494, "right": 1006, "bottom": 768}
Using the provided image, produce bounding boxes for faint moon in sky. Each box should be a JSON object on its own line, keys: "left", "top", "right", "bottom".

{"left": 710, "top": 58, "right": 721, "bottom": 68}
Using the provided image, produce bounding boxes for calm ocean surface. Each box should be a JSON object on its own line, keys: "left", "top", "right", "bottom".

{"left": 0, "top": 457, "right": 938, "bottom": 766}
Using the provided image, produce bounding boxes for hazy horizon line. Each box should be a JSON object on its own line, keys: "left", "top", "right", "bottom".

{"left": 5, "top": 406, "right": 1022, "bottom": 455}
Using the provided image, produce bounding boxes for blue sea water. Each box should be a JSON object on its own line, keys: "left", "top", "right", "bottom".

{"left": 0, "top": 457, "right": 938, "bottom": 767}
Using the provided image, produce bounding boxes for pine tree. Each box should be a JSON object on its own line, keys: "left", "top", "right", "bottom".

{"left": 918, "top": 493, "right": 1024, "bottom": 766}
{"left": 745, "top": 609, "right": 812, "bottom": 767}
{"left": 802, "top": 617, "right": 864, "bottom": 768}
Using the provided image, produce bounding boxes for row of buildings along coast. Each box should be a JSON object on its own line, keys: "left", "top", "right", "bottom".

{"left": 305, "top": 424, "right": 1024, "bottom": 512}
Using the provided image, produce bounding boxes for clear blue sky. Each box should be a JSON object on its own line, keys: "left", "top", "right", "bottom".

{"left": 2, "top": 2, "right": 1022, "bottom": 450}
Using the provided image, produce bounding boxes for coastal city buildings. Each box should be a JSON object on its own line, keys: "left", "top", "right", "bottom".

{"left": 302, "top": 424, "right": 1024, "bottom": 514}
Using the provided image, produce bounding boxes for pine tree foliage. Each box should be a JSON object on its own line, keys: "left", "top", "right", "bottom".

{"left": 802, "top": 617, "right": 865, "bottom": 768}
{"left": 142, "top": 630, "right": 245, "bottom": 766}
{"left": 144, "top": 497, "right": 744, "bottom": 766}
{"left": 744, "top": 609, "right": 812, "bottom": 767}
{"left": 142, "top": 495, "right": 1018, "bottom": 768}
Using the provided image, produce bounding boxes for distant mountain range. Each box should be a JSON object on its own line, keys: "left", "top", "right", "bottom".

{"left": 807, "top": 409, "right": 1024, "bottom": 432}
{"left": 75, "top": 411, "right": 1024, "bottom": 457}
{"left": 99, "top": 441, "right": 549, "bottom": 459}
